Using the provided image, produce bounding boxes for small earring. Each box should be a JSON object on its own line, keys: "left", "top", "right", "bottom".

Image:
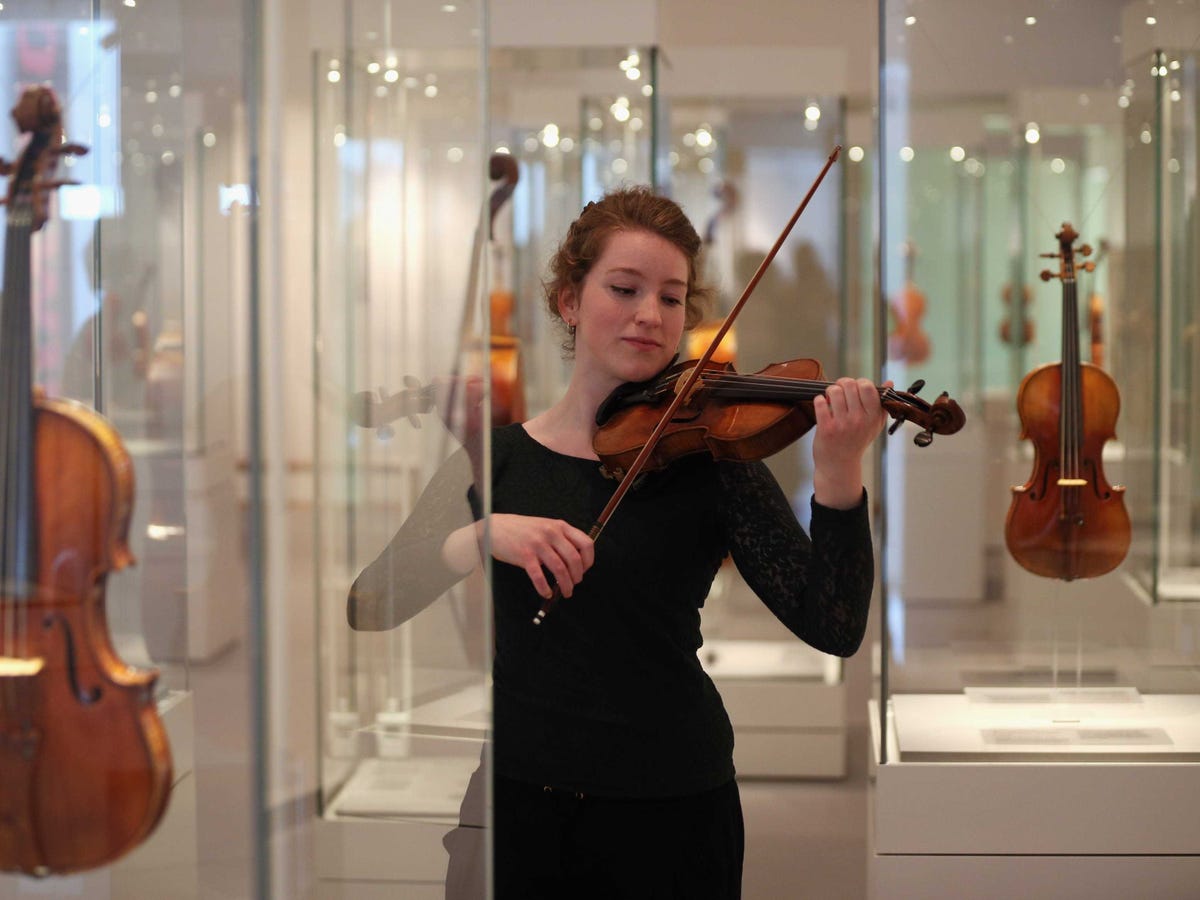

{"left": 568, "top": 323, "right": 576, "bottom": 336}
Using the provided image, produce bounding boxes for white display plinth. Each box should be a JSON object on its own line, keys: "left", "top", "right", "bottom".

{"left": 318, "top": 680, "right": 487, "bottom": 897}
{"left": 702, "top": 639, "right": 846, "bottom": 778}
{"left": 0, "top": 690, "right": 198, "bottom": 900}
{"left": 868, "top": 692, "right": 1200, "bottom": 898}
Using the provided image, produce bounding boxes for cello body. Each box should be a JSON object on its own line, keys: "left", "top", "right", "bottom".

{"left": 1, "top": 398, "right": 172, "bottom": 875}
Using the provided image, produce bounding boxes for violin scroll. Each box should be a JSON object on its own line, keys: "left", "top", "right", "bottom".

{"left": 880, "top": 381, "right": 966, "bottom": 447}
{"left": 1, "top": 86, "right": 88, "bottom": 231}
{"left": 351, "top": 378, "right": 434, "bottom": 435}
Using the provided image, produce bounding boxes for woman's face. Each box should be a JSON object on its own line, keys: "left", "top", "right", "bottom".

{"left": 558, "top": 228, "right": 689, "bottom": 391}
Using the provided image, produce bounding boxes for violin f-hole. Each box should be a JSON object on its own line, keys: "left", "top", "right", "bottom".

{"left": 41, "top": 613, "right": 102, "bottom": 706}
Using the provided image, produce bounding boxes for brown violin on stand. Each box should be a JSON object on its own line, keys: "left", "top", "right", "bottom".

{"left": 0, "top": 87, "right": 171, "bottom": 875}
{"left": 999, "top": 282, "right": 1035, "bottom": 347}
{"left": 483, "top": 153, "right": 526, "bottom": 425}
{"left": 1085, "top": 239, "right": 1109, "bottom": 369}
{"left": 1005, "top": 224, "right": 1131, "bottom": 580}
{"left": 887, "top": 240, "right": 931, "bottom": 364}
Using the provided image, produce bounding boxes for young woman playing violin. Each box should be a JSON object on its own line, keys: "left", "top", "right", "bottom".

{"left": 348, "top": 187, "right": 887, "bottom": 899}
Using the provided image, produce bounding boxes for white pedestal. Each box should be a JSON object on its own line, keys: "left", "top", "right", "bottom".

{"left": 317, "top": 755, "right": 479, "bottom": 899}
{"left": 702, "top": 639, "right": 846, "bottom": 778}
{"left": 867, "top": 692, "right": 1200, "bottom": 898}
{"left": 0, "top": 691, "right": 198, "bottom": 899}
{"left": 318, "top": 679, "right": 487, "bottom": 897}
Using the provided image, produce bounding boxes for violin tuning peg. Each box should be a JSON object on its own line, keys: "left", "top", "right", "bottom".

{"left": 913, "top": 430, "right": 933, "bottom": 448}
{"left": 1078, "top": 244, "right": 1093, "bottom": 257}
{"left": 1079, "top": 261, "right": 1096, "bottom": 273}
{"left": 1040, "top": 269, "right": 1056, "bottom": 282}
{"left": 887, "top": 417, "right": 904, "bottom": 436}
{"left": 905, "top": 379, "right": 925, "bottom": 395}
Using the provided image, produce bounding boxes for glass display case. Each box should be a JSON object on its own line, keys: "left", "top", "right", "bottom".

{"left": 872, "top": 1, "right": 1200, "bottom": 893}
{"left": 489, "top": 45, "right": 660, "bottom": 419}
{"left": 310, "top": 3, "right": 491, "bottom": 896}
{"left": 663, "top": 94, "right": 855, "bottom": 776}
{"left": 311, "top": 18, "right": 672, "bottom": 895}
{"left": 0, "top": 1, "right": 255, "bottom": 898}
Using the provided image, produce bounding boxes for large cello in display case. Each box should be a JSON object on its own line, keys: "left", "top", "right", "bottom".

{"left": 0, "top": 87, "right": 171, "bottom": 876}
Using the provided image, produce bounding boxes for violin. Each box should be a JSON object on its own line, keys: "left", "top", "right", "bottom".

{"left": 999, "top": 282, "right": 1035, "bottom": 347}
{"left": 592, "top": 357, "right": 965, "bottom": 479}
{"left": 1005, "top": 224, "right": 1130, "bottom": 580}
{"left": 1085, "top": 239, "right": 1109, "bottom": 369}
{"left": 0, "top": 87, "right": 171, "bottom": 874}
{"left": 483, "top": 153, "right": 525, "bottom": 425}
{"left": 887, "top": 240, "right": 931, "bottom": 365}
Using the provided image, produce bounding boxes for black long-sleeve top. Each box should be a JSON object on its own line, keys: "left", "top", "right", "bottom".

{"left": 349, "top": 423, "right": 874, "bottom": 798}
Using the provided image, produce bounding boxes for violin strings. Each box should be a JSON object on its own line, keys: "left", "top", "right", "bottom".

{"left": 666, "top": 373, "right": 921, "bottom": 409}
{"left": 1061, "top": 264, "right": 1081, "bottom": 522}
{"left": 2, "top": 216, "right": 36, "bottom": 662}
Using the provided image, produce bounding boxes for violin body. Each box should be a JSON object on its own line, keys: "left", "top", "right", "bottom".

{"left": 888, "top": 242, "right": 931, "bottom": 364}
{"left": 592, "top": 357, "right": 965, "bottom": 480}
{"left": 1005, "top": 224, "right": 1130, "bottom": 581}
{"left": 594, "top": 358, "right": 822, "bottom": 477}
{"left": 888, "top": 282, "right": 931, "bottom": 364}
{"left": 1005, "top": 362, "right": 1130, "bottom": 580}
{"left": 0, "top": 84, "right": 171, "bottom": 877}
{"left": 484, "top": 286, "right": 526, "bottom": 425}
{"left": 1, "top": 397, "right": 171, "bottom": 875}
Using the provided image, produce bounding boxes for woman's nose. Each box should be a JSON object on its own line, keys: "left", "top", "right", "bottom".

{"left": 634, "top": 296, "right": 662, "bottom": 325}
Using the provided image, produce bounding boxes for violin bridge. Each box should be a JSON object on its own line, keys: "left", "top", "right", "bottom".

{"left": 0, "top": 657, "right": 45, "bottom": 677}
{"left": 1056, "top": 478, "right": 1089, "bottom": 487}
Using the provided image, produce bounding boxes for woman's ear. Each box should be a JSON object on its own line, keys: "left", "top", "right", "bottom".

{"left": 556, "top": 286, "right": 578, "bottom": 325}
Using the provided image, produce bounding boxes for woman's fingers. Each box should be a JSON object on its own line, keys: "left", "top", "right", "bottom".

{"left": 493, "top": 515, "right": 594, "bottom": 600}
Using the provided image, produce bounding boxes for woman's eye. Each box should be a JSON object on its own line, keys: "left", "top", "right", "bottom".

{"left": 663, "top": 295, "right": 683, "bottom": 306}
{"left": 611, "top": 285, "right": 635, "bottom": 296}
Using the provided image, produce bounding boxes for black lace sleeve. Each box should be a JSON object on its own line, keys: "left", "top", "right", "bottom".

{"left": 346, "top": 449, "right": 476, "bottom": 631}
{"left": 716, "top": 460, "right": 874, "bottom": 657}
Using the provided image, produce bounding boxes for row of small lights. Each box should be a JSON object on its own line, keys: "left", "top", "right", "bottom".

{"left": 327, "top": 57, "right": 441, "bottom": 102}
{"left": 903, "top": 11, "right": 1162, "bottom": 35}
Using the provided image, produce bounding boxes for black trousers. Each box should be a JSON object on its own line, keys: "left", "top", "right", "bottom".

{"left": 492, "top": 774, "right": 744, "bottom": 900}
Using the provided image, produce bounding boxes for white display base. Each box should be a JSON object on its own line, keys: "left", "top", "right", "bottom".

{"left": 867, "top": 693, "right": 1200, "bottom": 898}
{"left": 0, "top": 690, "right": 198, "bottom": 899}
{"left": 319, "top": 678, "right": 487, "bottom": 896}
{"left": 702, "top": 639, "right": 846, "bottom": 778}
{"left": 318, "top": 755, "right": 479, "bottom": 898}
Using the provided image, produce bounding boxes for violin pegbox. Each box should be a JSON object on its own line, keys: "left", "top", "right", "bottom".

{"left": 1, "top": 85, "right": 89, "bottom": 231}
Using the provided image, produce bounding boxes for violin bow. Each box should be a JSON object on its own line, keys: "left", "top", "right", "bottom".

{"left": 534, "top": 145, "right": 842, "bottom": 624}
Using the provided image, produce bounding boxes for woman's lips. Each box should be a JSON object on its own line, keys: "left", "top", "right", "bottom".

{"left": 622, "top": 337, "right": 661, "bottom": 349}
